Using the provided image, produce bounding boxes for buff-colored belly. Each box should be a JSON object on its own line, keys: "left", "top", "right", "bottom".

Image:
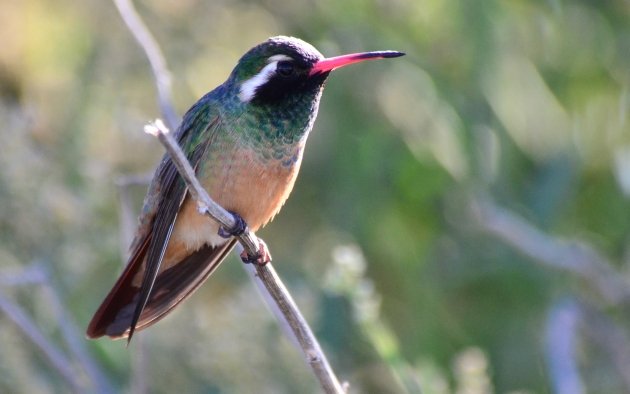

{"left": 161, "top": 143, "right": 303, "bottom": 271}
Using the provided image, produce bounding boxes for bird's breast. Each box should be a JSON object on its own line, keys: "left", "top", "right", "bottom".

{"left": 206, "top": 141, "right": 305, "bottom": 231}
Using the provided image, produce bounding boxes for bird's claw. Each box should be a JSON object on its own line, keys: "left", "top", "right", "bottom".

{"left": 216, "top": 212, "right": 270, "bottom": 265}
{"left": 218, "top": 211, "right": 248, "bottom": 238}
{"left": 240, "top": 238, "right": 272, "bottom": 266}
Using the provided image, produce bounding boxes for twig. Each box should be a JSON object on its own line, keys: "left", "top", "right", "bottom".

{"left": 470, "top": 197, "right": 630, "bottom": 305}
{"left": 113, "top": 0, "right": 179, "bottom": 130}
{"left": 145, "top": 120, "right": 346, "bottom": 394}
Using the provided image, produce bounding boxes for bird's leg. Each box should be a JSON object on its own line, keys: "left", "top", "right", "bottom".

{"left": 240, "top": 238, "right": 272, "bottom": 266}
{"left": 217, "top": 211, "right": 271, "bottom": 265}
{"left": 218, "top": 211, "right": 248, "bottom": 238}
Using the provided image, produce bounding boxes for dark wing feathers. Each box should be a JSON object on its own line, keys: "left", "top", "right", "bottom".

{"left": 127, "top": 127, "right": 216, "bottom": 341}
{"left": 103, "top": 240, "right": 237, "bottom": 338}
{"left": 126, "top": 171, "right": 185, "bottom": 341}
{"left": 87, "top": 105, "right": 228, "bottom": 339}
{"left": 86, "top": 236, "right": 151, "bottom": 338}
{"left": 131, "top": 239, "right": 237, "bottom": 334}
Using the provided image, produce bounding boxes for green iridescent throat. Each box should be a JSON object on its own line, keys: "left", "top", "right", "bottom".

{"left": 218, "top": 80, "right": 324, "bottom": 159}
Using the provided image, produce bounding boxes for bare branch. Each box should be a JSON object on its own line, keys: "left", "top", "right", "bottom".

{"left": 249, "top": 262, "right": 346, "bottom": 393}
{"left": 470, "top": 197, "right": 630, "bottom": 305}
{"left": 113, "top": 0, "right": 179, "bottom": 130}
{"left": 145, "top": 119, "right": 346, "bottom": 394}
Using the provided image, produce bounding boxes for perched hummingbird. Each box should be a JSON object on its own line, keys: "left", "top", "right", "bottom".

{"left": 87, "top": 36, "right": 403, "bottom": 340}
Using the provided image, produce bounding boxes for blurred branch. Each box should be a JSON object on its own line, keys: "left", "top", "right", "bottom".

{"left": 40, "top": 282, "right": 114, "bottom": 394}
{"left": 474, "top": 197, "right": 630, "bottom": 390}
{"left": 0, "top": 264, "right": 47, "bottom": 286}
{"left": 546, "top": 298, "right": 630, "bottom": 393}
{"left": 113, "top": 0, "right": 179, "bottom": 130}
{"left": 0, "top": 264, "right": 113, "bottom": 393}
{"left": 470, "top": 196, "right": 630, "bottom": 305}
{"left": 580, "top": 301, "right": 630, "bottom": 391}
{"left": 145, "top": 120, "right": 346, "bottom": 394}
{"left": 0, "top": 288, "right": 82, "bottom": 393}
{"left": 545, "top": 298, "right": 585, "bottom": 394}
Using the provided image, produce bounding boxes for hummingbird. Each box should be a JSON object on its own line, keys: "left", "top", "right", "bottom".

{"left": 87, "top": 36, "right": 403, "bottom": 340}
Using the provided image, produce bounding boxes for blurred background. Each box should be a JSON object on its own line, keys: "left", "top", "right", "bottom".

{"left": 1, "top": 0, "right": 630, "bottom": 393}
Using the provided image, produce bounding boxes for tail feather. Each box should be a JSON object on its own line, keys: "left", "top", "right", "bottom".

{"left": 86, "top": 239, "right": 237, "bottom": 339}
{"left": 87, "top": 236, "right": 150, "bottom": 339}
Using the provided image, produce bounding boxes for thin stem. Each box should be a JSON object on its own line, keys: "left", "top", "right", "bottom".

{"left": 253, "top": 263, "right": 346, "bottom": 393}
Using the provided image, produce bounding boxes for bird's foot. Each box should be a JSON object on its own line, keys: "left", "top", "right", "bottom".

{"left": 218, "top": 211, "right": 248, "bottom": 238}
{"left": 240, "top": 238, "right": 272, "bottom": 266}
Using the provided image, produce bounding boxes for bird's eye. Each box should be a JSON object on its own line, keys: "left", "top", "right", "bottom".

{"left": 276, "top": 61, "right": 295, "bottom": 77}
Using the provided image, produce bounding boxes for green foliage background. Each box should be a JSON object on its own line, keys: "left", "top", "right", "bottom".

{"left": 0, "top": 0, "right": 629, "bottom": 392}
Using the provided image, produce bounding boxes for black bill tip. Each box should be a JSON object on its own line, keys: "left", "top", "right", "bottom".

{"left": 357, "top": 51, "right": 406, "bottom": 60}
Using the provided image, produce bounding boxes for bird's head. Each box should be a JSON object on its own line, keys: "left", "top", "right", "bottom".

{"left": 230, "top": 36, "right": 404, "bottom": 106}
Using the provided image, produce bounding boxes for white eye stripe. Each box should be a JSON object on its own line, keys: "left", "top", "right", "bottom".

{"left": 238, "top": 61, "right": 279, "bottom": 102}
{"left": 268, "top": 54, "right": 292, "bottom": 63}
{"left": 238, "top": 54, "right": 296, "bottom": 102}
